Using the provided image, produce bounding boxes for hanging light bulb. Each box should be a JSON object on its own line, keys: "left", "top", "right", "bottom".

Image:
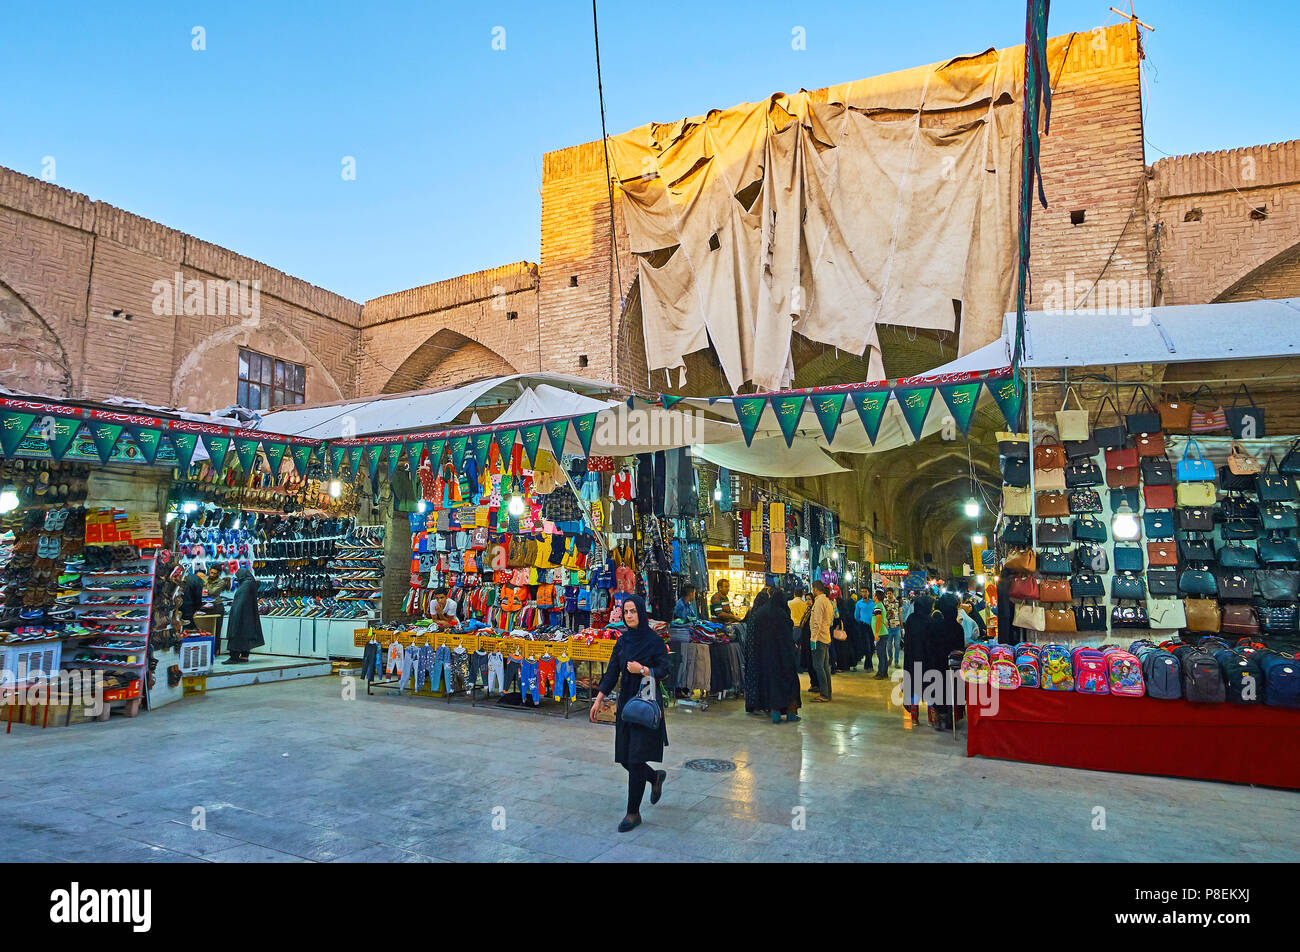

{"left": 417, "top": 499, "right": 427, "bottom": 514}
{"left": 507, "top": 494, "right": 525, "bottom": 517}
{"left": 971, "top": 534, "right": 985, "bottom": 546}
{"left": 713, "top": 485, "right": 722, "bottom": 501}
{"left": 964, "top": 497, "right": 981, "bottom": 518}
{"left": 1113, "top": 501, "right": 1140, "bottom": 541}
{"left": 328, "top": 480, "right": 342, "bottom": 499}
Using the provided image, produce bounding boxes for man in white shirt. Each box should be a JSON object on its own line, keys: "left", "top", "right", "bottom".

{"left": 809, "top": 581, "right": 835, "bottom": 702}
{"left": 429, "top": 588, "right": 458, "bottom": 628}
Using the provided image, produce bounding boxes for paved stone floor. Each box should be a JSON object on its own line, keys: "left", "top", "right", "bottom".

{"left": 3, "top": 667, "right": 1298, "bottom": 862}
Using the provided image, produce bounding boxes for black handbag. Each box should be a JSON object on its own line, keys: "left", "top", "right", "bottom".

{"left": 1036, "top": 522, "right": 1072, "bottom": 546}
{"left": 1225, "top": 383, "right": 1266, "bottom": 439}
{"left": 1143, "top": 510, "right": 1174, "bottom": 539}
{"left": 1140, "top": 457, "right": 1173, "bottom": 485}
{"left": 1178, "top": 537, "right": 1214, "bottom": 562}
{"left": 1256, "top": 568, "right": 1300, "bottom": 601}
{"left": 1068, "top": 489, "right": 1103, "bottom": 514}
{"left": 1177, "top": 507, "right": 1214, "bottom": 532}
{"left": 1074, "top": 543, "right": 1109, "bottom": 573}
{"left": 1259, "top": 536, "right": 1300, "bottom": 564}
{"left": 1093, "top": 395, "right": 1128, "bottom": 450}
{"left": 1257, "top": 458, "right": 1296, "bottom": 502}
{"left": 1109, "top": 487, "right": 1140, "bottom": 512}
{"left": 998, "top": 433, "right": 1030, "bottom": 459}
{"left": 1220, "top": 519, "right": 1259, "bottom": 541}
{"left": 620, "top": 675, "right": 663, "bottom": 729}
{"left": 1074, "top": 601, "right": 1107, "bottom": 632}
{"left": 1111, "top": 601, "right": 1150, "bottom": 629}
{"left": 1214, "top": 569, "right": 1254, "bottom": 600}
{"left": 1070, "top": 572, "right": 1105, "bottom": 598}
{"left": 1216, "top": 543, "right": 1259, "bottom": 568}
{"left": 1001, "top": 516, "right": 1031, "bottom": 547}
{"left": 1147, "top": 567, "right": 1180, "bottom": 596}
{"left": 1065, "top": 436, "right": 1098, "bottom": 459}
{"left": 1219, "top": 467, "right": 1258, "bottom": 494}
{"left": 1039, "top": 551, "right": 1072, "bottom": 576}
{"left": 1125, "top": 387, "right": 1162, "bottom": 436}
{"left": 1072, "top": 516, "right": 1107, "bottom": 542}
{"left": 1261, "top": 604, "right": 1298, "bottom": 633}
{"left": 1110, "top": 572, "right": 1147, "bottom": 600}
{"left": 1261, "top": 504, "right": 1298, "bottom": 531}
{"left": 1221, "top": 497, "right": 1260, "bottom": 522}
{"left": 1113, "top": 544, "right": 1145, "bottom": 573}
{"left": 1001, "top": 456, "right": 1029, "bottom": 487}
{"left": 1064, "top": 458, "right": 1103, "bottom": 488}
{"left": 1280, "top": 439, "right": 1300, "bottom": 478}
{"left": 1179, "top": 568, "right": 1218, "bottom": 596}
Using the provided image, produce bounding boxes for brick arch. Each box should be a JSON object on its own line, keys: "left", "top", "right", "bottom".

{"left": 1212, "top": 239, "right": 1300, "bottom": 303}
{"left": 0, "top": 278, "right": 73, "bottom": 396}
{"left": 379, "top": 328, "right": 518, "bottom": 394}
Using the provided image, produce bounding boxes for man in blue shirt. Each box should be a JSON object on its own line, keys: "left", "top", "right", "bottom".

{"left": 853, "top": 587, "right": 876, "bottom": 671}
{"left": 674, "top": 584, "right": 699, "bottom": 623}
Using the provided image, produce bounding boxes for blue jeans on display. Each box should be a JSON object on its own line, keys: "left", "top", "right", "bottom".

{"left": 811, "top": 642, "right": 832, "bottom": 700}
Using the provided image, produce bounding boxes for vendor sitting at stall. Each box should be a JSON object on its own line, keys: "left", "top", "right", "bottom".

{"left": 674, "top": 584, "right": 699, "bottom": 624}
{"left": 710, "top": 578, "right": 742, "bottom": 625}
{"left": 428, "top": 588, "right": 458, "bottom": 628}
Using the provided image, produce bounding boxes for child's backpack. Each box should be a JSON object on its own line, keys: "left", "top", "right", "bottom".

{"left": 1015, "top": 642, "right": 1042, "bottom": 661}
{"left": 988, "top": 644, "right": 1015, "bottom": 665}
{"left": 1015, "top": 647, "right": 1040, "bottom": 688}
{"left": 1214, "top": 648, "right": 1263, "bottom": 704}
{"left": 1139, "top": 646, "right": 1182, "bottom": 699}
{"left": 1181, "top": 649, "right": 1226, "bottom": 703}
{"left": 1104, "top": 649, "right": 1145, "bottom": 697}
{"left": 990, "top": 658, "right": 1021, "bottom": 689}
{"left": 1040, "top": 644, "right": 1074, "bottom": 691}
{"left": 1256, "top": 652, "right": 1300, "bottom": 708}
{"left": 960, "top": 644, "right": 990, "bottom": 684}
{"left": 1235, "top": 638, "right": 1267, "bottom": 654}
{"left": 1072, "top": 648, "right": 1109, "bottom": 694}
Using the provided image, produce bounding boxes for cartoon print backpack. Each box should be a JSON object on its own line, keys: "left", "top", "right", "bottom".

{"left": 1072, "top": 647, "right": 1109, "bottom": 694}
{"left": 1103, "top": 648, "right": 1145, "bottom": 697}
{"left": 990, "top": 658, "right": 1021, "bottom": 690}
{"left": 959, "top": 644, "right": 990, "bottom": 684}
{"left": 1015, "top": 644, "right": 1041, "bottom": 688}
{"left": 1040, "top": 644, "right": 1074, "bottom": 691}
{"left": 988, "top": 644, "right": 1015, "bottom": 665}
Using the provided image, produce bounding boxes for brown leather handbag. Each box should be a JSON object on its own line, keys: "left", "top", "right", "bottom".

{"left": 1221, "top": 604, "right": 1260, "bottom": 637}
{"left": 1106, "top": 465, "right": 1140, "bottom": 489}
{"left": 1044, "top": 607, "right": 1078, "bottom": 632}
{"left": 1039, "top": 579, "right": 1073, "bottom": 603}
{"left": 1184, "top": 598, "right": 1222, "bottom": 633}
{"left": 1009, "top": 576, "right": 1040, "bottom": 600}
{"left": 1034, "top": 435, "right": 1067, "bottom": 471}
{"left": 1135, "top": 431, "right": 1167, "bottom": 458}
{"left": 1037, "top": 491, "right": 1070, "bottom": 518}
{"left": 1004, "top": 549, "right": 1038, "bottom": 574}
{"left": 1159, "top": 393, "right": 1193, "bottom": 431}
{"left": 1146, "top": 542, "right": 1179, "bottom": 567}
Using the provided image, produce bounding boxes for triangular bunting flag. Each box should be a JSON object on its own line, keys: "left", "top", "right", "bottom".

{"left": 406, "top": 440, "right": 427, "bottom": 470}
{"left": 168, "top": 431, "right": 199, "bottom": 470}
{"left": 129, "top": 427, "right": 163, "bottom": 464}
{"left": 769, "top": 394, "right": 808, "bottom": 448}
{"left": 519, "top": 424, "right": 543, "bottom": 469}
{"left": 545, "top": 419, "right": 570, "bottom": 458}
{"left": 493, "top": 428, "right": 517, "bottom": 464}
{"left": 201, "top": 433, "right": 231, "bottom": 472}
{"left": 472, "top": 432, "right": 493, "bottom": 469}
{"left": 986, "top": 376, "right": 1024, "bottom": 432}
{"left": 449, "top": 435, "right": 469, "bottom": 468}
{"left": 851, "top": 389, "right": 889, "bottom": 445}
{"left": 937, "top": 382, "right": 984, "bottom": 436}
{"left": 894, "top": 386, "right": 936, "bottom": 442}
{"left": 89, "top": 422, "right": 125, "bottom": 464}
{"left": 263, "top": 441, "right": 288, "bottom": 476}
{"left": 290, "top": 443, "right": 313, "bottom": 477}
{"left": 346, "top": 447, "right": 362, "bottom": 479}
{"left": 810, "top": 393, "right": 847, "bottom": 444}
{"left": 234, "top": 437, "right": 261, "bottom": 473}
{"left": 387, "top": 444, "right": 404, "bottom": 476}
{"left": 732, "top": 396, "right": 766, "bottom": 447}
{"left": 572, "top": 414, "right": 596, "bottom": 457}
{"left": 328, "top": 445, "right": 346, "bottom": 476}
{"left": 662, "top": 395, "right": 685, "bottom": 409}
{"left": 364, "top": 445, "right": 383, "bottom": 480}
{"left": 0, "top": 411, "right": 37, "bottom": 457}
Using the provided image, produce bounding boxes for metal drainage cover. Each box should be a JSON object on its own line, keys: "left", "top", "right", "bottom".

{"left": 683, "top": 759, "right": 736, "bottom": 773}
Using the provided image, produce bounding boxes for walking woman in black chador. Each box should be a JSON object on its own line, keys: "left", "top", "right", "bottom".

{"left": 753, "top": 589, "right": 801, "bottom": 724}
{"left": 590, "top": 594, "right": 670, "bottom": 833}
{"left": 922, "top": 593, "right": 966, "bottom": 732}
{"left": 742, "top": 588, "right": 771, "bottom": 713}
{"left": 900, "top": 592, "right": 932, "bottom": 725}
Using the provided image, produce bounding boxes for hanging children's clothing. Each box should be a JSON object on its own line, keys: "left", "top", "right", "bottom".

{"left": 449, "top": 647, "right": 471, "bottom": 692}
{"left": 538, "top": 655, "right": 557, "bottom": 696}
{"left": 504, "top": 655, "right": 523, "bottom": 693}
{"left": 386, "top": 641, "right": 405, "bottom": 676}
{"left": 611, "top": 469, "right": 634, "bottom": 502}
{"left": 486, "top": 651, "right": 505, "bottom": 693}
{"left": 555, "top": 657, "right": 577, "bottom": 699}
{"left": 521, "top": 657, "right": 541, "bottom": 704}
{"left": 361, "top": 640, "right": 383, "bottom": 680}
{"left": 469, "top": 649, "right": 489, "bottom": 687}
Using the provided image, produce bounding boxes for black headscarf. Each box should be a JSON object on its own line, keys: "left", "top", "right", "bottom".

{"left": 618, "top": 594, "right": 661, "bottom": 660}
{"left": 225, "top": 567, "right": 264, "bottom": 653}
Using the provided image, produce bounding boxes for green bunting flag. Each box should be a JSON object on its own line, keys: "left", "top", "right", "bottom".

{"left": 986, "top": 376, "right": 1024, "bottom": 432}
{"left": 519, "top": 424, "right": 543, "bottom": 469}
{"left": 364, "top": 445, "right": 383, "bottom": 480}
{"left": 769, "top": 394, "right": 808, "bottom": 448}
{"left": 810, "top": 393, "right": 847, "bottom": 444}
{"left": 545, "top": 418, "right": 570, "bottom": 458}
{"left": 89, "top": 422, "right": 125, "bottom": 464}
{"left": 472, "top": 431, "right": 493, "bottom": 469}
{"left": 661, "top": 395, "right": 685, "bottom": 409}
{"left": 937, "top": 382, "right": 983, "bottom": 436}
{"left": 573, "top": 414, "right": 597, "bottom": 457}
{"left": 263, "top": 441, "right": 288, "bottom": 476}
{"left": 346, "top": 447, "right": 362, "bottom": 479}
{"left": 425, "top": 440, "right": 444, "bottom": 468}
{"left": 894, "top": 387, "right": 936, "bottom": 442}
{"left": 732, "top": 396, "right": 766, "bottom": 447}
{"left": 168, "top": 431, "right": 199, "bottom": 470}
{"left": 129, "top": 427, "right": 163, "bottom": 464}
{"left": 406, "top": 441, "right": 427, "bottom": 470}
{"left": 493, "top": 428, "right": 517, "bottom": 464}
{"left": 449, "top": 435, "right": 469, "bottom": 468}
{"left": 0, "top": 411, "right": 36, "bottom": 457}
{"left": 234, "top": 438, "right": 261, "bottom": 473}
{"left": 328, "top": 445, "right": 346, "bottom": 476}
{"left": 851, "top": 390, "right": 889, "bottom": 445}
{"left": 386, "top": 444, "right": 404, "bottom": 476}
{"left": 291, "top": 443, "right": 313, "bottom": 477}
{"left": 201, "top": 433, "right": 231, "bottom": 472}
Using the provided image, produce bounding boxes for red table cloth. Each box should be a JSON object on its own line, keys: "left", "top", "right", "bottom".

{"left": 965, "top": 686, "right": 1300, "bottom": 790}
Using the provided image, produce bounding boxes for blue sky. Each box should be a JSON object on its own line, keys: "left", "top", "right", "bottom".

{"left": 1, "top": 1, "right": 1292, "bottom": 302}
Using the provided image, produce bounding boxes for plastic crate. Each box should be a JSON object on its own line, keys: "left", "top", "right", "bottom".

{"left": 1, "top": 641, "right": 62, "bottom": 683}
{"left": 102, "top": 680, "right": 141, "bottom": 703}
{"left": 180, "top": 636, "right": 214, "bottom": 675}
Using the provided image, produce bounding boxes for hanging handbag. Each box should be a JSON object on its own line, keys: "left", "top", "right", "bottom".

{"left": 1009, "top": 576, "right": 1040, "bottom": 600}
{"left": 1111, "top": 602, "right": 1150, "bottom": 629}
{"left": 1178, "top": 568, "right": 1218, "bottom": 596}
{"left": 1257, "top": 458, "right": 1297, "bottom": 502}
{"left": 1072, "top": 516, "right": 1108, "bottom": 543}
{"left": 1221, "top": 497, "right": 1259, "bottom": 522}
{"left": 1217, "top": 543, "right": 1259, "bottom": 568}
{"left": 1178, "top": 537, "right": 1214, "bottom": 562}
{"left": 1280, "top": 439, "right": 1300, "bottom": 478}
{"left": 1259, "top": 536, "right": 1300, "bottom": 564}
{"left": 1039, "top": 551, "right": 1072, "bottom": 576}
{"left": 1113, "top": 545, "right": 1146, "bottom": 573}
{"left": 1147, "top": 567, "right": 1179, "bottom": 596}
{"left": 1135, "top": 432, "right": 1167, "bottom": 459}
{"left": 1147, "top": 541, "right": 1179, "bottom": 567}
{"left": 1107, "top": 465, "right": 1140, "bottom": 489}
{"left": 1044, "top": 606, "right": 1077, "bottom": 633}
{"left": 1033, "top": 435, "right": 1067, "bottom": 471}
{"left": 1093, "top": 394, "right": 1128, "bottom": 450}
{"left": 1261, "top": 504, "right": 1299, "bottom": 531}
{"left": 1143, "top": 510, "right": 1174, "bottom": 539}
{"left": 1036, "top": 491, "right": 1070, "bottom": 518}
{"left": 1064, "top": 458, "right": 1103, "bottom": 488}
{"left": 1000, "top": 516, "right": 1031, "bottom": 546}
{"left": 1220, "top": 605, "right": 1261, "bottom": 637}
{"left": 1074, "top": 601, "right": 1107, "bottom": 632}
{"left": 1146, "top": 598, "right": 1188, "bottom": 630}
{"left": 1140, "top": 457, "right": 1173, "bottom": 485}
{"left": 1065, "top": 434, "right": 1098, "bottom": 459}
{"left": 1176, "top": 482, "right": 1216, "bottom": 507}
{"left": 1056, "top": 387, "right": 1090, "bottom": 441}
{"left": 1225, "top": 383, "right": 1266, "bottom": 439}
{"left": 1068, "top": 489, "right": 1103, "bottom": 514}
{"left": 1039, "top": 579, "right": 1073, "bottom": 603}
{"left": 1189, "top": 385, "right": 1228, "bottom": 434}
{"left": 997, "top": 431, "right": 1030, "bottom": 459}
{"left": 1110, "top": 487, "right": 1140, "bottom": 512}
{"left": 1176, "top": 439, "right": 1216, "bottom": 482}
{"left": 1111, "top": 572, "right": 1147, "bottom": 600}
{"left": 1158, "top": 392, "right": 1193, "bottom": 431}
{"left": 621, "top": 674, "right": 663, "bottom": 729}
{"left": 1001, "top": 456, "right": 1030, "bottom": 487}
{"left": 1221, "top": 519, "right": 1259, "bottom": 541}
{"left": 1256, "top": 568, "right": 1300, "bottom": 601}
{"left": 1013, "top": 603, "right": 1047, "bottom": 632}
{"left": 1002, "top": 485, "right": 1032, "bottom": 517}
{"left": 1214, "top": 570, "right": 1254, "bottom": 600}
{"left": 1036, "top": 521, "right": 1071, "bottom": 547}
{"left": 1004, "top": 548, "right": 1037, "bottom": 574}
{"left": 1227, "top": 442, "right": 1262, "bottom": 477}
{"left": 1261, "top": 604, "right": 1299, "bottom": 633}
{"left": 1070, "top": 572, "right": 1105, "bottom": 598}
{"left": 1143, "top": 484, "right": 1176, "bottom": 510}
{"left": 1075, "top": 543, "right": 1109, "bottom": 573}
{"left": 1034, "top": 466, "right": 1067, "bottom": 492}
{"left": 1183, "top": 598, "right": 1222, "bottom": 633}
{"left": 1125, "top": 387, "right": 1162, "bottom": 436}
{"left": 1105, "top": 445, "right": 1139, "bottom": 470}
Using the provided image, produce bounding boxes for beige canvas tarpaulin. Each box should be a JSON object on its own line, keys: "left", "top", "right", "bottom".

{"left": 606, "top": 42, "right": 1044, "bottom": 393}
